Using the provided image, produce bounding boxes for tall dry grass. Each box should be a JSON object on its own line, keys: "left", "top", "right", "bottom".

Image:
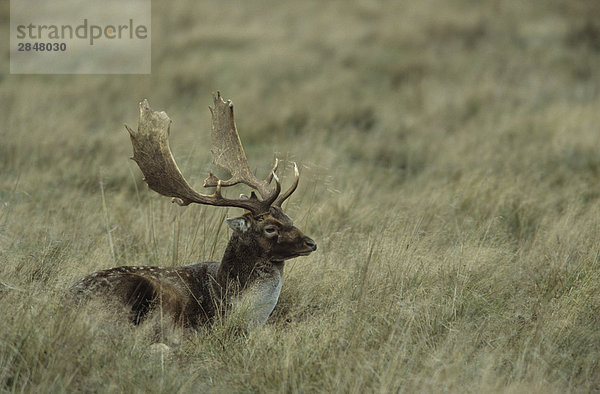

{"left": 1, "top": 0, "right": 600, "bottom": 391}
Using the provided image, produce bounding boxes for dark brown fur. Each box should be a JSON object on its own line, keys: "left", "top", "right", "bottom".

{"left": 70, "top": 206, "right": 316, "bottom": 328}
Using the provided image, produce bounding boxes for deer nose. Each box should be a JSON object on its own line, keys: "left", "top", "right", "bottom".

{"left": 304, "top": 237, "right": 317, "bottom": 251}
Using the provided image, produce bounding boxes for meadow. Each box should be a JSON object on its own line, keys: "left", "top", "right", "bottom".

{"left": 1, "top": 0, "right": 600, "bottom": 391}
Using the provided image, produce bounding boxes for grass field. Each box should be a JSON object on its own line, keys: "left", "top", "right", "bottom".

{"left": 1, "top": 0, "right": 600, "bottom": 391}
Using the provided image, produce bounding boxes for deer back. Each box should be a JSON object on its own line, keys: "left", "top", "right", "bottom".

{"left": 70, "top": 262, "right": 220, "bottom": 327}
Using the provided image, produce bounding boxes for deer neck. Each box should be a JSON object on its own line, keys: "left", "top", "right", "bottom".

{"left": 216, "top": 234, "right": 281, "bottom": 290}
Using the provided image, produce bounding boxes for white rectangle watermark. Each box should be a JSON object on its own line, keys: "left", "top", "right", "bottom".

{"left": 10, "top": 0, "right": 151, "bottom": 74}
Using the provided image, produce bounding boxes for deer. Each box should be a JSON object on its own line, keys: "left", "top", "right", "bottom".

{"left": 70, "top": 92, "right": 317, "bottom": 330}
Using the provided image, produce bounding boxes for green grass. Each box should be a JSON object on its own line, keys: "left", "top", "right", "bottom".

{"left": 1, "top": 0, "right": 600, "bottom": 391}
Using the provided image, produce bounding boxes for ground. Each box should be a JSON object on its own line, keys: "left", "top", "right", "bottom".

{"left": 1, "top": 0, "right": 599, "bottom": 392}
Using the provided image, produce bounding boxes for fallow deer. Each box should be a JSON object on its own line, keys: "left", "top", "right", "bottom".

{"left": 70, "top": 93, "right": 317, "bottom": 329}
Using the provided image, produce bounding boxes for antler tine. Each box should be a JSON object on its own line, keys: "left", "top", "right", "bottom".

{"left": 265, "top": 158, "right": 279, "bottom": 184}
{"left": 264, "top": 171, "right": 281, "bottom": 207}
{"left": 127, "top": 99, "right": 268, "bottom": 213}
{"left": 204, "top": 92, "right": 279, "bottom": 201}
{"left": 274, "top": 162, "right": 300, "bottom": 207}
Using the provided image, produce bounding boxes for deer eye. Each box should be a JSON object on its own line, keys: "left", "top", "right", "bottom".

{"left": 264, "top": 226, "right": 278, "bottom": 236}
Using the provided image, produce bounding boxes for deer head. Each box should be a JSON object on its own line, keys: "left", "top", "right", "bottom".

{"left": 226, "top": 206, "right": 317, "bottom": 262}
{"left": 125, "top": 93, "right": 316, "bottom": 266}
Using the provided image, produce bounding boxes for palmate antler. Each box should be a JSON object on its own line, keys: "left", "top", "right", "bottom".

{"left": 125, "top": 92, "right": 299, "bottom": 214}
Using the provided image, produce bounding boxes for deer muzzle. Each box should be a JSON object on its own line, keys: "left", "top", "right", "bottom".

{"left": 303, "top": 236, "right": 317, "bottom": 252}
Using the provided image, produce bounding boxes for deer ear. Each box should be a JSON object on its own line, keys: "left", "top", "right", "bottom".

{"left": 226, "top": 217, "right": 250, "bottom": 233}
